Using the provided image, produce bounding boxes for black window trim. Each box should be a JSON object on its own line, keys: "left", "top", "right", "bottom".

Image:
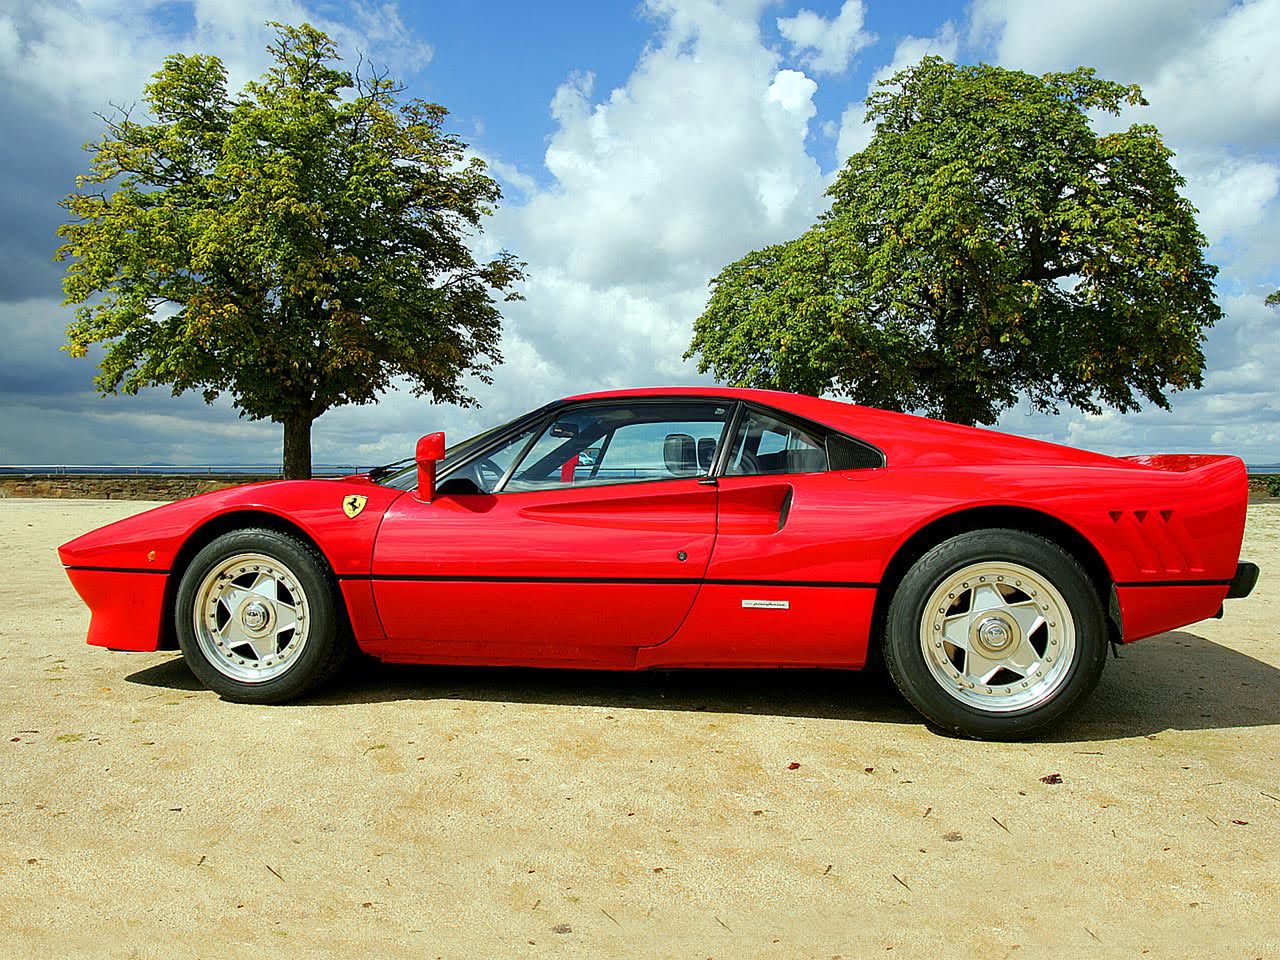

{"left": 427, "top": 402, "right": 564, "bottom": 491}
{"left": 714, "top": 401, "right": 886, "bottom": 477}
{"left": 427, "top": 394, "right": 885, "bottom": 494}
{"left": 491, "top": 396, "right": 740, "bottom": 495}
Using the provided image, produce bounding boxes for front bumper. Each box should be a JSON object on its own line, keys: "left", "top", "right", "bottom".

{"left": 1226, "top": 561, "right": 1259, "bottom": 599}
{"left": 64, "top": 567, "right": 167, "bottom": 651}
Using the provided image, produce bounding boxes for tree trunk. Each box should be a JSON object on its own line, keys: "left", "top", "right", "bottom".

{"left": 282, "top": 414, "right": 314, "bottom": 480}
{"left": 939, "top": 390, "right": 981, "bottom": 427}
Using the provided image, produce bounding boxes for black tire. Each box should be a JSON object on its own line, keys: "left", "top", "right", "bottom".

{"left": 882, "top": 528, "right": 1107, "bottom": 740}
{"left": 174, "top": 528, "right": 351, "bottom": 703}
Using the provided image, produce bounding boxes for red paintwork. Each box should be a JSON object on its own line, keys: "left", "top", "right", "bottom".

{"left": 1115, "top": 583, "right": 1231, "bottom": 644}
{"left": 639, "top": 583, "right": 877, "bottom": 669}
{"left": 58, "top": 476, "right": 402, "bottom": 650}
{"left": 59, "top": 387, "right": 1252, "bottom": 671}
{"left": 415, "top": 431, "right": 445, "bottom": 501}
{"left": 369, "top": 478, "right": 717, "bottom": 652}
{"left": 63, "top": 568, "right": 168, "bottom": 651}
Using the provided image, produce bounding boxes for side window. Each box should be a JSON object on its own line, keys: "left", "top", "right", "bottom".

{"left": 439, "top": 424, "right": 538, "bottom": 494}
{"left": 502, "top": 402, "right": 729, "bottom": 492}
{"left": 726, "top": 409, "right": 827, "bottom": 476}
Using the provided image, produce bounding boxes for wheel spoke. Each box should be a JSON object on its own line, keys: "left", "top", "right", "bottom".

{"left": 221, "top": 586, "right": 253, "bottom": 613}
{"left": 1006, "top": 600, "right": 1046, "bottom": 638}
{"left": 1004, "top": 636, "right": 1041, "bottom": 676}
{"left": 219, "top": 616, "right": 249, "bottom": 649}
{"left": 942, "top": 613, "right": 970, "bottom": 646}
{"left": 969, "top": 583, "right": 1005, "bottom": 614}
{"left": 248, "top": 572, "right": 279, "bottom": 601}
{"left": 966, "top": 648, "right": 1004, "bottom": 685}
{"left": 274, "top": 602, "right": 298, "bottom": 635}
{"left": 246, "top": 633, "right": 279, "bottom": 661}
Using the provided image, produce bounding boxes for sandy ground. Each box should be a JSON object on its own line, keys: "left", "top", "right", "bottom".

{"left": 1, "top": 499, "right": 1278, "bottom": 959}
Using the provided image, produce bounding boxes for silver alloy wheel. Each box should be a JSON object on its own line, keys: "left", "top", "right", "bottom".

{"left": 192, "top": 552, "right": 310, "bottom": 683}
{"left": 919, "top": 560, "right": 1076, "bottom": 712}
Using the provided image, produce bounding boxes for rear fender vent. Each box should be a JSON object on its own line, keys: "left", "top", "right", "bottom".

{"left": 827, "top": 434, "right": 885, "bottom": 471}
{"left": 1107, "top": 507, "right": 1203, "bottom": 575}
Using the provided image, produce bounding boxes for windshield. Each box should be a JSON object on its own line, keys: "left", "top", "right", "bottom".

{"left": 376, "top": 403, "right": 558, "bottom": 490}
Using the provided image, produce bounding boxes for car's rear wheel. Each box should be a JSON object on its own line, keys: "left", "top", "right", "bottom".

{"left": 175, "top": 528, "right": 349, "bottom": 703}
{"left": 882, "top": 528, "right": 1107, "bottom": 740}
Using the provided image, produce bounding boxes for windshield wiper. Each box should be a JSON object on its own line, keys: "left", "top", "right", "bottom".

{"left": 366, "top": 457, "right": 414, "bottom": 482}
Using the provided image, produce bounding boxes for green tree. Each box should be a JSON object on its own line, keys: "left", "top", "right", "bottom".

{"left": 688, "top": 57, "right": 1221, "bottom": 425}
{"left": 58, "top": 23, "right": 523, "bottom": 477}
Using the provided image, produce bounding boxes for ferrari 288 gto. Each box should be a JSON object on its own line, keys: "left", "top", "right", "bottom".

{"left": 59, "top": 387, "right": 1258, "bottom": 739}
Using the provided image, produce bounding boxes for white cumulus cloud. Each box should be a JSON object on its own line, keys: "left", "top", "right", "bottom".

{"left": 315, "top": 0, "right": 830, "bottom": 463}
{"left": 777, "top": 0, "right": 874, "bottom": 75}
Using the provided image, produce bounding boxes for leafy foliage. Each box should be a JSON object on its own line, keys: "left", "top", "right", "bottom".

{"left": 688, "top": 57, "right": 1221, "bottom": 425}
{"left": 58, "top": 23, "right": 523, "bottom": 476}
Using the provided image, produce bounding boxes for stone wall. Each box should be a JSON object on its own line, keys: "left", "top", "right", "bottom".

{"left": 2, "top": 472, "right": 1276, "bottom": 503}
{"left": 0, "top": 474, "right": 278, "bottom": 501}
{"left": 1251, "top": 476, "right": 1280, "bottom": 499}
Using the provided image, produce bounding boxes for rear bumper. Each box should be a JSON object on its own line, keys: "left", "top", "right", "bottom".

{"left": 64, "top": 567, "right": 167, "bottom": 652}
{"left": 1227, "top": 561, "right": 1259, "bottom": 599}
{"left": 1114, "top": 581, "right": 1231, "bottom": 643}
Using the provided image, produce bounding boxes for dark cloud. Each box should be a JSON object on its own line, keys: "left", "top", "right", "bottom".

{"left": 0, "top": 98, "right": 91, "bottom": 303}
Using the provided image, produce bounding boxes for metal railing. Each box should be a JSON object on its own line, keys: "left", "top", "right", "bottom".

{"left": 0, "top": 464, "right": 365, "bottom": 477}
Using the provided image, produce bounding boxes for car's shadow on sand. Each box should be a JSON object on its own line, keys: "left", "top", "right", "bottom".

{"left": 126, "top": 630, "right": 1280, "bottom": 743}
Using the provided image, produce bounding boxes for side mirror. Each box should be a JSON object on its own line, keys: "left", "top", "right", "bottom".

{"left": 415, "top": 432, "right": 446, "bottom": 501}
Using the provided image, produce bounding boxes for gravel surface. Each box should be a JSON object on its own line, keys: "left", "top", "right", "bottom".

{"left": 2, "top": 498, "right": 1278, "bottom": 958}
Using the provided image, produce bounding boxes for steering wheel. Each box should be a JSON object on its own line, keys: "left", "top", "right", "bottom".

{"left": 475, "top": 457, "right": 505, "bottom": 490}
{"left": 729, "top": 450, "right": 762, "bottom": 476}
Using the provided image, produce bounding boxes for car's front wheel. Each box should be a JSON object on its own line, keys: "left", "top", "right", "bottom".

{"left": 175, "top": 528, "right": 349, "bottom": 703}
{"left": 882, "top": 529, "right": 1108, "bottom": 740}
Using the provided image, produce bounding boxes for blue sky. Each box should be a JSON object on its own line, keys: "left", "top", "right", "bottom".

{"left": 0, "top": 0, "right": 1277, "bottom": 467}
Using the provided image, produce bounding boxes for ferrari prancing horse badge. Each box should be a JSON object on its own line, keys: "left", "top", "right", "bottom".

{"left": 342, "top": 495, "right": 368, "bottom": 519}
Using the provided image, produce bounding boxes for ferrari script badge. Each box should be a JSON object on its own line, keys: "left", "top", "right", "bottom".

{"left": 342, "top": 495, "right": 368, "bottom": 519}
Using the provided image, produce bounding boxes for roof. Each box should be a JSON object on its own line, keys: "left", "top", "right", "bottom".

{"left": 559, "top": 385, "right": 1127, "bottom": 469}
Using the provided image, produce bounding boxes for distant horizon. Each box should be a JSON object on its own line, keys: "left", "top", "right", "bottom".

{"left": 5, "top": 459, "right": 1280, "bottom": 475}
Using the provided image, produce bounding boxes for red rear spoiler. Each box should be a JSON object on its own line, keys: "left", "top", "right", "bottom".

{"left": 1121, "top": 454, "right": 1242, "bottom": 475}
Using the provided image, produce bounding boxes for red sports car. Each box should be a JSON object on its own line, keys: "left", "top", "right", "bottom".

{"left": 59, "top": 387, "right": 1258, "bottom": 739}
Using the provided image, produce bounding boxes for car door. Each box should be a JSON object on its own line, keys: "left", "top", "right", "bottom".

{"left": 645, "top": 404, "right": 883, "bottom": 668}
{"left": 370, "top": 399, "right": 733, "bottom": 650}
